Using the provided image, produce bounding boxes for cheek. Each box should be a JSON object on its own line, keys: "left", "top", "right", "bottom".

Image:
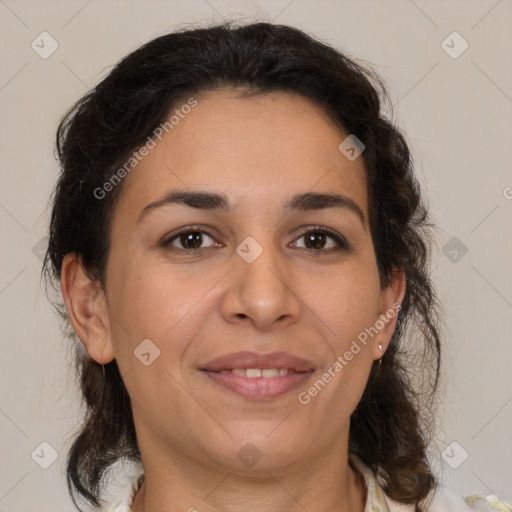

{"left": 295, "top": 256, "right": 381, "bottom": 410}
{"left": 298, "top": 257, "right": 382, "bottom": 347}
{"left": 109, "top": 250, "right": 188, "bottom": 327}
{"left": 105, "top": 261, "right": 204, "bottom": 413}
{"left": 106, "top": 257, "right": 224, "bottom": 367}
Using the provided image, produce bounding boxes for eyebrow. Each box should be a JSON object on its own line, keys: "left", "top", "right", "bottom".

{"left": 137, "top": 190, "right": 366, "bottom": 227}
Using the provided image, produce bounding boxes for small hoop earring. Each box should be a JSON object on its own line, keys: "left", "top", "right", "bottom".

{"left": 376, "top": 344, "right": 384, "bottom": 367}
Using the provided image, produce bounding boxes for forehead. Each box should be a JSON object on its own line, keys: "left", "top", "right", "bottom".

{"left": 113, "top": 89, "right": 368, "bottom": 220}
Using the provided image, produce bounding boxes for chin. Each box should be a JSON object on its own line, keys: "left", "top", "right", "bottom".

{"left": 205, "top": 427, "right": 311, "bottom": 472}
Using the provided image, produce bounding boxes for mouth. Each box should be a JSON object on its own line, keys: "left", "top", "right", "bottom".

{"left": 200, "top": 351, "right": 316, "bottom": 400}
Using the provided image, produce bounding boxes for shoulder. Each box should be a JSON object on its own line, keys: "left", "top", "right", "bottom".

{"left": 105, "top": 462, "right": 512, "bottom": 512}
{"left": 349, "top": 453, "right": 511, "bottom": 512}
{"left": 103, "top": 473, "right": 144, "bottom": 512}
{"left": 385, "top": 486, "right": 512, "bottom": 512}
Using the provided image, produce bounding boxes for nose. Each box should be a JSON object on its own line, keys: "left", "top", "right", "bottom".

{"left": 219, "top": 238, "right": 301, "bottom": 331}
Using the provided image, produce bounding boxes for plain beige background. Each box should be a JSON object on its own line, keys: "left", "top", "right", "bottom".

{"left": 1, "top": 0, "right": 511, "bottom": 510}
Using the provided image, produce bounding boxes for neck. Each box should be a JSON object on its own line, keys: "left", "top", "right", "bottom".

{"left": 131, "top": 435, "right": 366, "bottom": 512}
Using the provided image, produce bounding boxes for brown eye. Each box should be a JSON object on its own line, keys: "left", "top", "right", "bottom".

{"left": 293, "top": 226, "right": 349, "bottom": 253}
{"left": 164, "top": 230, "right": 218, "bottom": 251}
{"left": 180, "top": 232, "right": 203, "bottom": 249}
{"left": 304, "top": 232, "right": 327, "bottom": 249}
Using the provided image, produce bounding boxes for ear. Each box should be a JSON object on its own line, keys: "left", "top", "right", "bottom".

{"left": 373, "top": 270, "right": 406, "bottom": 360}
{"left": 60, "top": 252, "right": 115, "bottom": 364}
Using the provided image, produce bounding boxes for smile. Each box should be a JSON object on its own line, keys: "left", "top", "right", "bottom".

{"left": 201, "top": 368, "right": 314, "bottom": 399}
{"left": 220, "top": 368, "right": 292, "bottom": 377}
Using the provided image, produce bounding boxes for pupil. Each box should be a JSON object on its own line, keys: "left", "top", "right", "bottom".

{"left": 306, "top": 232, "right": 325, "bottom": 249}
{"left": 178, "top": 232, "right": 327, "bottom": 250}
{"left": 182, "top": 232, "right": 202, "bottom": 249}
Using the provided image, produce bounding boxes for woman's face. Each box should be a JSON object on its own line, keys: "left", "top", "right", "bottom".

{"left": 92, "top": 90, "right": 403, "bottom": 473}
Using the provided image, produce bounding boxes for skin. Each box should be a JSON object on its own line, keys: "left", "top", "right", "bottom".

{"left": 61, "top": 89, "right": 405, "bottom": 512}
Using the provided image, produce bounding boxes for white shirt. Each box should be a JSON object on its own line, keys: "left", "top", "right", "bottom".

{"left": 104, "top": 455, "right": 511, "bottom": 511}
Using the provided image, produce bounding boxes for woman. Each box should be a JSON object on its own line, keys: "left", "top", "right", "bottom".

{"left": 43, "top": 21, "right": 510, "bottom": 512}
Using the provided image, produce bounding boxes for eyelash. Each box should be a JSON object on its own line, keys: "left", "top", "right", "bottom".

{"left": 162, "top": 225, "right": 350, "bottom": 254}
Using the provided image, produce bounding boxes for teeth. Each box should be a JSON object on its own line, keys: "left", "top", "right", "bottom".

{"left": 246, "top": 368, "right": 262, "bottom": 378}
{"left": 230, "top": 368, "right": 290, "bottom": 378}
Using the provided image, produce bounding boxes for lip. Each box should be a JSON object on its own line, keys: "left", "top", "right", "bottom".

{"left": 200, "top": 351, "right": 315, "bottom": 400}
{"left": 200, "top": 351, "right": 315, "bottom": 372}
{"left": 203, "top": 370, "right": 314, "bottom": 399}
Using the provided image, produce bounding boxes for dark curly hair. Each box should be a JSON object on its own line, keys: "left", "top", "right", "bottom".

{"left": 42, "top": 20, "right": 441, "bottom": 511}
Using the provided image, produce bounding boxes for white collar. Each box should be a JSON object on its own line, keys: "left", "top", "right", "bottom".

{"left": 104, "top": 454, "right": 509, "bottom": 512}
